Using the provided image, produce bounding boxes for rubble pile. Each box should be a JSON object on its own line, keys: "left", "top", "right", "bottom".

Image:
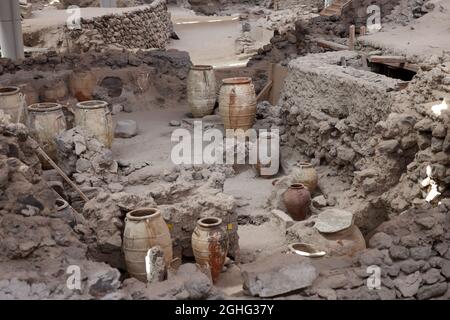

{"left": 0, "top": 117, "right": 123, "bottom": 300}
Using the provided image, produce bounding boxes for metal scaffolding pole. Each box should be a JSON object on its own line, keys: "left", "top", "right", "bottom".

{"left": 0, "top": 0, "right": 25, "bottom": 60}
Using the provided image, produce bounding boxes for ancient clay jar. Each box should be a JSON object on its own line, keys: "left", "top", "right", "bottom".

{"left": 282, "top": 183, "right": 311, "bottom": 221}
{"left": 191, "top": 217, "right": 229, "bottom": 283}
{"left": 321, "top": 224, "right": 366, "bottom": 257}
{"left": 27, "top": 103, "right": 67, "bottom": 167}
{"left": 69, "top": 71, "right": 96, "bottom": 101}
{"left": 291, "top": 162, "right": 319, "bottom": 193}
{"left": 50, "top": 198, "right": 84, "bottom": 228}
{"left": 74, "top": 100, "right": 113, "bottom": 148}
{"left": 42, "top": 80, "right": 68, "bottom": 102}
{"left": 219, "top": 77, "right": 257, "bottom": 130}
{"left": 187, "top": 65, "right": 216, "bottom": 118}
{"left": 123, "top": 208, "right": 173, "bottom": 282}
{"left": 0, "top": 86, "right": 24, "bottom": 123}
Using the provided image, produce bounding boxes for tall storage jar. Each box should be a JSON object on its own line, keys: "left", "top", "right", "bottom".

{"left": 218, "top": 77, "right": 257, "bottom": 130}
{"left": 74, "top": 100, "right": 113, "bottom": 148}
{"left": 123, "top": 208, "right": 173, "bottom": 282}
{"left": 191, "top": 217, "right": 228, "bottom": 283}
{"left": 27, "top": 103, "right": 67, "bottom": 168}
{"left": 187, "top": 65, "right": 216, "bottom": 118}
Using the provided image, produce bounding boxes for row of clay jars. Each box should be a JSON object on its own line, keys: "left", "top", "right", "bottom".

{"left": 123, "top": 208, "right": 228, "bottom": 284}
{"left": 187, "top": 65, "right": 257, "bottom": 131}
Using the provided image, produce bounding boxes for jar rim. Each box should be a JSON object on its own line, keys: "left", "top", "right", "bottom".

{"left": 76, "top": 100, "right": 108, "bottom": 109}
{"left": 222, "top": 77, "right": 252, "bottom": 85}
{"left": 28, "top": 102, "right": 62, "bottom": 112}
{"left": 290, "top": 183, "right": 306, "bottom": 189}
{"left": 0, "top": 86, "right": 20, "bottom": 96}
{"left": 197, "top": 217, "right": 222, "bottom": 228}
{"left": 191, "top": 65, "right": 213, "bottom": 71}
{"left": 55, "top": 198, "right": 69, "bottom": 211}
{"left": 126, "top": 208, "right": 160, "bottom": 221}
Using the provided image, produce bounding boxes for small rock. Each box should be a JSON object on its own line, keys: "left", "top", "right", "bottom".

{"left": 369, "top": 232, "right": 393, "bottom": 249}
{"left": 417, "top": 283, "right": 448, "bottom": 300}
{"left": 422, "top": 268, "right": 442, "bottom": 285}
{"left": 377, "top": 139, "right": 399, "bottom": 153}
{"left": 389, "top": 245, "right": 409, "bottom": 260}
{"left": 115, "top": 120, "right": 138, "bottom": 138}
{"left": 312, "top": 195, "right": 327, "bottom": 208}
{"left": 410, "top": 246, "right": 432, "bottom": 260}
{"left": 241, "top": 253, "right": 317, "bottom": 298}
{"left": 271, "top": 209, "right": 294, "bottom": 229}
{"left": 393, "top": 271, "right": 421, "bottom": 298}
{"left": 400, "top": 260, "right": 425, "bottom": 274}
{"left": 108, "top": 183, "right": 124, "bottom": 193}
{"left": 441, "top": 260, "right": 450, "bottom": 279}
{"left": 414, "top": 118, "right": 434, "bottom": 132}
{"left": 111, "top": 104, "right": 124, "bottom": 115}
{"left": 169, "top": 120, "right": 181, "bottom": 127}
{"left": 415, "top": 217, "right": 435, "bottom": 229}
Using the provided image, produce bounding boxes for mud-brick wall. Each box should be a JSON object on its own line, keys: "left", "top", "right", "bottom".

{"left": 341, "top": 0, "right": 401, "bottom": 28}
{"left": 67, "top": 0, "right": 173, "bottom": 52}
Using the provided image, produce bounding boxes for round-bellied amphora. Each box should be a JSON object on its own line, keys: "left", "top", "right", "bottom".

{"left": 291, "top": 162, "right": 319, "bottom": 193}
{"left": 74, "top": 100, "right": 113, "bottom": 148}
{"left": 219, "top": 77, "right": 257, "bottom": 130}
{"left": 282, "top": 183, "right": 311, "bottom": 221}
{"left": 123, "top": 208, "right": 173, "bottom": 282}
{"left": 0, "top": 86, "right": 25, "bottom": 123}
{"left": 27, "top": 103, "right": 67, "bottom": 168}
{"left": 191, "top": 217, "right": 229, "bottom": 283}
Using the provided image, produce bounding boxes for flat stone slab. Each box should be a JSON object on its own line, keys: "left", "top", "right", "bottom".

{"left": 241, "top": 252, "right": 317, "bottom": 298}
{"left": 314, "top": 208, "right": 354, "bottom": 234}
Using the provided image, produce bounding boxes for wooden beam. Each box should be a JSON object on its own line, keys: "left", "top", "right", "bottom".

{"left": 315, "top": 39, "right": 349, "bottom": 51}
{"left": 369, "top": 55, "right": 407, "bottom": 64}
{"left": 257, "top": 80, "right": 273, "bottom": 102}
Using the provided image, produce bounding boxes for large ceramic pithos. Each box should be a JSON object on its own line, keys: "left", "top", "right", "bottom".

{"left": 291, "top": 162, "right": 319, "bottom": 193}
{"left": 0, "top": 86, "right": 25, "bottom": 123}
{"left": 74, "top": 100, "right": 113, "bottom": 148}
{"left": 191, "top": 217, "right": 228, "bottom": 283}
{"left": 27, "top": 103, "right": 67, "bottom": 167}
{"left": 69, "top": 70, "right": 96, "bottom": 101}
{"left": 123, "top": 208, "right": 173, "bottom": 282}
{"left": 282, "top": 183, "right": 311, "bottom": 221}
{"left": 187, "top": 65, "right": 216, "bottom": 117}
{"left": 219, "top": 77, "right": 257, "bottom": 130}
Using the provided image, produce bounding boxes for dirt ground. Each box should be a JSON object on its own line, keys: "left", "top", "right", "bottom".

{"left": 361, "top": 0, "right": 450, "bottom": 59}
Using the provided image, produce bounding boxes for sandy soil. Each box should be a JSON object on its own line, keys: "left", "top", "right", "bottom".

{"left": 361, "top": 0, "right": 450, "bottom": 58}
{"left": 112, "top": 106, "right": 188, "bottom": 172}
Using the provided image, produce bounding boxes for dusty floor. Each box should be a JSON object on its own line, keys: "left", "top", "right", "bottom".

{"left": 361, "top": 0, "right": 450, "bottom": 58}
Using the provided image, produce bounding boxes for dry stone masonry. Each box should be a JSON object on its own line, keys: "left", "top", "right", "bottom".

{"left": 67, "top": 0, "right": 173, "bottom": 52}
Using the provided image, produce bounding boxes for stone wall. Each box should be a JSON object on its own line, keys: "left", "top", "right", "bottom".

{"left": 0, "top": 49, "right": 191, "bottom": 110}
{"left": 277, "top": 50, "right": 449, "bottom": 234}
{"left": 66, "top": 0, "right": 173, "bottom": 52}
